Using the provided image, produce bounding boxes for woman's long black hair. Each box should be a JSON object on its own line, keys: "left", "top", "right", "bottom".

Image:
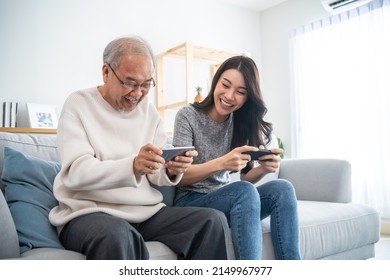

{"left": 192, "top": 55, "right": 273, "bottom": 150}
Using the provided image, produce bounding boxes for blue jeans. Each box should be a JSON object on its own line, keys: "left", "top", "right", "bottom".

{"left": 174, "top": 179, "right": 301, "bottom": 260}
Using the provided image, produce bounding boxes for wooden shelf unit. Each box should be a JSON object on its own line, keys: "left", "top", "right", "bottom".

{"left": 156, "top": 42, "right": 242, "bottom": 118}
{"left": 0, "top": 127, "right": 57, "bottom": 134}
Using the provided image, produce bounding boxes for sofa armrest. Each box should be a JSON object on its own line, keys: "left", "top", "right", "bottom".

{"left": 279, "top": 158, "right": 352, "bottom": 203}
{"left": 0, "top": 191, "right": 20, "bottom": 259}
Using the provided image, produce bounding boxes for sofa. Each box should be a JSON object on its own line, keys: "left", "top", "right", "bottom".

{"left": 0, "top": 131, "right": 380, "bottom": 260}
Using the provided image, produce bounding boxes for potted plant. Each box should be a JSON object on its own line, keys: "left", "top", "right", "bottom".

{"left": 277, "top": 137, "right": 285, "bottom": 159}
{"left": 194, "top": 86, "right": 204, "bottom": 102}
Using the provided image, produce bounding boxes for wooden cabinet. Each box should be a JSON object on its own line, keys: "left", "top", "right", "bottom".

{"left": 156, "top": 42, "right": 242, "bottom": 118}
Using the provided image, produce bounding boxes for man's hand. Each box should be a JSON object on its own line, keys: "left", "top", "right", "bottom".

{"left": 165, "top": 150, "right": 198, "bottom": 178}
{"left": 133, "top": 144, "right": 165, "bottom": 177}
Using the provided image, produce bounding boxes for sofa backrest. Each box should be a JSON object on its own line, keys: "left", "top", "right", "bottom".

{"left": 0, "top": 132, "right": 58, "bottom": 191}
{"left": 0, "top": 131, "right": 176, "bottom": 206}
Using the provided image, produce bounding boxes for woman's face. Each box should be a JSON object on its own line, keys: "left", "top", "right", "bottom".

{"left": 210, "top": 69, "right": 248, "bottom": 122}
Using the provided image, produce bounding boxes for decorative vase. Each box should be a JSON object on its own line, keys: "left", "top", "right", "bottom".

{"left": 194, "top": 90, "right": 203, "bottom": 102}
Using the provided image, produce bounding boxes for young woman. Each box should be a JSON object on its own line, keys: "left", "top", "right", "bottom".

{"left": 172, "top": 56, "right": 301, "bottom": 260}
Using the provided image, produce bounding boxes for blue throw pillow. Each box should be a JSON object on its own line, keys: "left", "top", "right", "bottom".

{"left": 1, "top": 147, "right": 63, "bottom": 253}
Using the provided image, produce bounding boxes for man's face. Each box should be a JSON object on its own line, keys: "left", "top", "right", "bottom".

{"left": 103, "top": 54, "right": 154, "bottom": 112}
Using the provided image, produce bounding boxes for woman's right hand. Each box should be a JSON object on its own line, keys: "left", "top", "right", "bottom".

{"left": 218, "top": 145, "right": 259, "bottom": 172}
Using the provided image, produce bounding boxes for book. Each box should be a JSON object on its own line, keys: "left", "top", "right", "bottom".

{"left": 0, "top": 102, "right": 3, "bottom": 127}
{"left": 10, "top": 102, "right": 18, "bottom": 127}
{"left": 2, "top": 102, "right": 11, "bottom": 127}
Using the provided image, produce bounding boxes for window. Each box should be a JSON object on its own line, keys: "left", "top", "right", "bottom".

{"left": 290, "top": 0, "right": 390, "bottom": 218}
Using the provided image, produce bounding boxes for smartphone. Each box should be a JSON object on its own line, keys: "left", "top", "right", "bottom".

{"left": 162, "top": 146, "right": 195, "bottom": 161}
{"left": 243, "top": 149, "right": 277, "bottom": 161}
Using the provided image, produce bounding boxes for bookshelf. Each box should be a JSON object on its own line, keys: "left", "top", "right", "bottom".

{"left": 156, "top": 42, "right": 243, "bottom": 119}
{"left": 0, "top": 127, "right": 57, "bottom": 134}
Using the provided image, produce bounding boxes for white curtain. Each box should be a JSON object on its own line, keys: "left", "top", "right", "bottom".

{"left": 290, "top": 0, "right": 390, "bottom": 218}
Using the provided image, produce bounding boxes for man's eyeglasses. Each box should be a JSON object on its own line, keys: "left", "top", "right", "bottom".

{"left": 108, "top": 64, "right": 155, "bottom": 92}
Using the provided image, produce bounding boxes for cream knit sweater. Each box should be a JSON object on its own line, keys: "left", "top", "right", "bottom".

{"left": 49, "top": 87, "right": 181, "bottom": 228}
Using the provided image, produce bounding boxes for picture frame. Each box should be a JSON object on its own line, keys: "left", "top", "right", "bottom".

{"left": 27, "top": 103, "right": 58, "bottom": 129}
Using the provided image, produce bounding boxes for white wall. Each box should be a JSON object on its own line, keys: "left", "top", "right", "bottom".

{"left": 1, "top": 0, "right": 336, "bottom": 157}
{"left": 0, "top": 0, "right": 261, "bottom": 127}
{"left": 258, "top": 0, "right": 328, "bottom": 156}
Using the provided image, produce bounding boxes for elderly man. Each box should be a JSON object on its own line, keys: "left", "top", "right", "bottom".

{"left": 49, "top": 36, "right": 230, "bottom": 260}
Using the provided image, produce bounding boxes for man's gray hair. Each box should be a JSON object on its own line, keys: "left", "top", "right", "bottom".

{"left": 103, "top": 36, "right": 155, "bottom": 70}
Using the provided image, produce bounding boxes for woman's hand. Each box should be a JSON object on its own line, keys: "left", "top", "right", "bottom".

{"left": 240, "top": 146, "right": 283, "bottom": 183}
{"left": 255, "top": 146, "right": 283, "bottom": 174}
{"left": 218, "top": 145, "right": 259, "bottom": 172}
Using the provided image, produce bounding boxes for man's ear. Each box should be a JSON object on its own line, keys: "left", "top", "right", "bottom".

{"left": 102, "top": 64, "right": 110, "bottom": 82}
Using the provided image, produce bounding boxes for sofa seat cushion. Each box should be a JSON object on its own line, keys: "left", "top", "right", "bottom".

{"left": 2, "top": 147, "right": 63, "bottom": 253}
{"left": 297, "top": 201, "right": 380, "bottom": 259}
{"left": 260, "top": 200, "right": 380, "bottom": 260}
{"left": 18, "top": 248, "right": 86, "bottom": 260}
{"left": 16, "top": 241, "right": 175, "bottom": 260}
{"left": 146, "top": 241, "right": 177, "bottom": 260}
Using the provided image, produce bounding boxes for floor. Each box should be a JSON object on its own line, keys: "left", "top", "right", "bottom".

{"left": 373, "top": 234, "right": 390, "bottom": 260}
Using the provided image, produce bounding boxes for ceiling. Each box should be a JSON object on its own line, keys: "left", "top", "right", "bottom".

{"left": 219, "top": 0, "right": 289, "bottom": 12}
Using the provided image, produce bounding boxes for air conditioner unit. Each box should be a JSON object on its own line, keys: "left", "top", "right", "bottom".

{"left": 321, "top": 0, "right": 372, "bottom": 14}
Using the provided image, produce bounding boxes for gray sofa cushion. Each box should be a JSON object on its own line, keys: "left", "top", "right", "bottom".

{"left": 260, "top": 200, "right": 380, "bottom": 259}
{"left": 151, "top": 184, "right": 176, "bottom": 206}
{"left": 296, "top": 201, "right": 380, "bottom": 259}
{"left": 18, "top": 248, "right": 86, "bottom": 260}
{"left": 2, "top": 147, "right": 63, "bottom": 253}
{"left": 280, "top": 159, "right": 352, "bottom": 203}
